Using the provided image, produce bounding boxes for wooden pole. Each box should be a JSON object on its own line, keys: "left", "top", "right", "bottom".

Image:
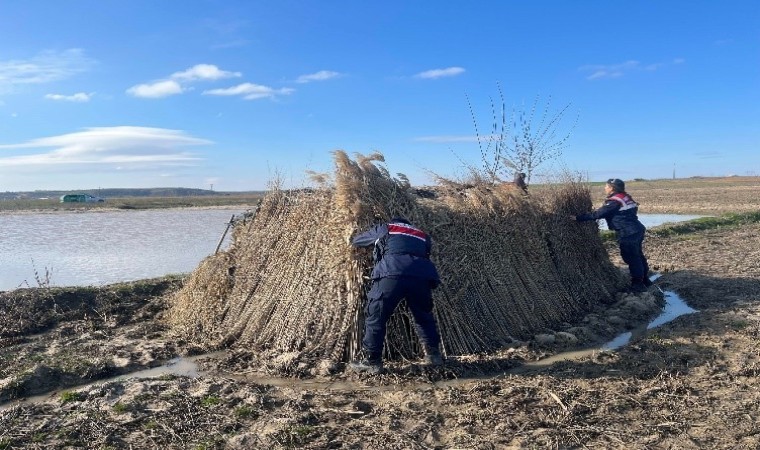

{"left": 214, "top": 214, "right": 235, "bottom": 254}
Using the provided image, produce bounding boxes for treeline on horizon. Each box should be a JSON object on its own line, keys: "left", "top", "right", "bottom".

{"left": 0, "top": 187, "right": 267, "bottom": 200}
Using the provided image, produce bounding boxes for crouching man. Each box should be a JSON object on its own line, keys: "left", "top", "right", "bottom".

{"left": 349, "top": 217, "right": 443, "bottom": 374}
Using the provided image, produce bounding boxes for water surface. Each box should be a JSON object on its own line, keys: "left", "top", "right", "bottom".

{"left": 598, "top": 213, "right": 706, "bottom": 230}
{"left": 0, "top": 208, "right": 244, "bottom": 291}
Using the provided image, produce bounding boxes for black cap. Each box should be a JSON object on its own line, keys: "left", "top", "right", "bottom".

{"left": 606, "top": 178, "right": 625, "bottom": 192}
{"left": 390, "top": 216, "right": 410, "bottom": 224}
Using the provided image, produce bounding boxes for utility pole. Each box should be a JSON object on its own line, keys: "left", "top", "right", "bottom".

{"left": 210, "top": 184, "right": 213, "bottom": 191}
{"left": 672, "top": 163, "right": 676, "bottom": 180}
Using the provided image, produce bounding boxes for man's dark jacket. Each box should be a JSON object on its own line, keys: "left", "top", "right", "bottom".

{"left": 351, "top": 220, "right": 440, "bottom": 283}
{"left": 576, "top": 192, "right": 646, "bottom": 238}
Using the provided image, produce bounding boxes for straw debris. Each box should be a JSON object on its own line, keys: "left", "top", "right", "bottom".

{"left": 168, "top": 151, "right": 624, "bottom": 374}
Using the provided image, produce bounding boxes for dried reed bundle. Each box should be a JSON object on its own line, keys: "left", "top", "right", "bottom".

{"left": 168, "top": 151, "right": 624, "bottom": 373}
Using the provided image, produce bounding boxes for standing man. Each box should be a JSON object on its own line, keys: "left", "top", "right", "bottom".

{"left": 349, "top": 217, "right": 443, "bottom": 374}
{"left": 572, "top": 178, "right": 652, "bottom": 293}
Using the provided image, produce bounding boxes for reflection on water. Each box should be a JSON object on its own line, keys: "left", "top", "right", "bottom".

{"left": 523, "top": 283, "right": 698, "bottom": 368}
{"left": 0, "top": 208, "right": 244, "bottom": 291}
{"left": 0, "top": 353, "right": 219, "bottom": 411}
{"left": 601, "top": 275, "right": 697, "bottom": 350}
{"left": 125, "top": 357, "right": 202, "bottom": 379}
{"left": 599, "top": 213, "right": 706, "bottom": 230}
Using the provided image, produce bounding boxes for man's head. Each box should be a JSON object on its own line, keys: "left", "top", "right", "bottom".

{"left": 606, "top": 178, "right": 625, "bottom": 193}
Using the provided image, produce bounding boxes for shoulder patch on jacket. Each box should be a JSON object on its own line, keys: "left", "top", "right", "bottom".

{"left": 388, "top": 222, "right": 427, "bottom": 241}
{"left": 610, "top": 193, "right": 638, "bottom": 211}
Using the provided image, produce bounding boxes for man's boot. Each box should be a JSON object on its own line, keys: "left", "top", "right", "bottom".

{"left": 348, "top": 350, "right": 383, "bottom": 374}
{"left": 423, "top": 345, "right": 444, "bottom": 366}
{"left": 630, "top": 278, "right": 647, "bottom": 293}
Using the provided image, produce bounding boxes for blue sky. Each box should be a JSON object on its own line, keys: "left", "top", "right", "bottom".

{"left": 0, "top": 1, "right": 758, "bottom": 192}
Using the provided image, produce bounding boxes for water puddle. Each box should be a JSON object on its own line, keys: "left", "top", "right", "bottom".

{"left": 519, "top": 278, "right": 697, "bottom": 369}
{"left": 0, "top": 352, "right": 221, "bottom": 411}
{"left": 121, "top": 356, "right": 204, "bottom": 379}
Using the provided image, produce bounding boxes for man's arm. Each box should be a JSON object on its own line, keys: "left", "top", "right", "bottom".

{"left": 576, "top": 199, "right": 621, "bottom": 221}
{"left": 351, "top": 224, "right": 387, "bottom": 248}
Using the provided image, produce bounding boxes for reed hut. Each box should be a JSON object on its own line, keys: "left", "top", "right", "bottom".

{"left": 168, "top": 151, "right": 625, "bottom": 372}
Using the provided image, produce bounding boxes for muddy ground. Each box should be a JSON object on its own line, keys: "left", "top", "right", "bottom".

{"left": 2, "top": 220, "right": 760, "bottom": 448}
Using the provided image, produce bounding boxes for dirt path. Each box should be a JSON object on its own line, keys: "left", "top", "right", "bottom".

{"left": 2, "top": 223, "right": 760, "bottom": 448}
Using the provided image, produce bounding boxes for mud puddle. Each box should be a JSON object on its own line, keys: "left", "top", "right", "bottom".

{"left": 516, "top": 285, "right": 697, "bottom": 371}
{"left": 0, "top": 352, "right": 223, "bottom": 411}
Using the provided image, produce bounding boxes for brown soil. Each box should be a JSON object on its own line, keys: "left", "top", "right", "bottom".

{"left": 2, "top": 222, "right": 760, "bottom": 448}
{"left": 596, "top": 176, "right": 760, "bottom": 214}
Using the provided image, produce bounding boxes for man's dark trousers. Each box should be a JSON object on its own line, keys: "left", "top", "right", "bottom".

{"left": 362, "top": 276, "right": 440, "bottom": 357}
{"left": 619, "top": 231, "right": 649, "bottom": 279}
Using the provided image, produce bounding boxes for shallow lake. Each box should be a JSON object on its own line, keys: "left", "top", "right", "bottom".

{"left": 0, "top": 208, "right": 245, "bottom": 292}
{"left": 0, "top": 211, "right": 701, "bottom": 292}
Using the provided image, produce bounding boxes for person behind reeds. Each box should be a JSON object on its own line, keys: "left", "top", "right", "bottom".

{"left": 572, "top": 178, "right": 652, "bottom": 293}
{"left": 349, "top": 216, "right": 443, "bottom": 374}
{"left": 514, "top": 172, "right": 528, "bottom": 194}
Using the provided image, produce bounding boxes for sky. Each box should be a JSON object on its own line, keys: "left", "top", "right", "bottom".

{"left": 0, "top": 1, "right": 758, "bottom": 192}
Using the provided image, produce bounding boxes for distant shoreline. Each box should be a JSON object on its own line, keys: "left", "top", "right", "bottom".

{"left": 0, "top": 203, "right": 257, "bottom": 216}
{"left": 0, "top": 193, "right": 264, "bottom": 214}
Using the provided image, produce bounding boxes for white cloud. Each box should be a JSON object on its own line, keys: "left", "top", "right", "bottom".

{"left": 45, "top": 92, "right": 93, "bottom": 102}
{"left": 127, "top": 64, "right": 243, "bottom": 99}
{"left": 203, "top": 82, "right": 294, "bottom": 100}
{"left": 414, "top": 67, "right": 466, "bottom": 79}
{"left": 0, "top": 49, "right": 95, "bottom": 92}
{"left": 171, "top": 64, "right": 241, "bottom": 81}
{"left": 126, "top": 80, "right": 183, "bottom": 98}
{"left": 295, "top": 70, "right": 341, "bottom": 83}
{"left": 0, "top": 126, "right": 209, "bottom": 168}
{"left": 580, "top": 58, "right": 683, "bottom": 80}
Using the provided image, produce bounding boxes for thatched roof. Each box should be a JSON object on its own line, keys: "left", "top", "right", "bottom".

{"left": 168, "top": 151, "right": 624, "bottom": 373}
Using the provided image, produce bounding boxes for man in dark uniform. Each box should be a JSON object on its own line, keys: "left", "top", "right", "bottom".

{"left": 573, "top": 178, "right": 652, "bottom": 293}
{"left": 348, "top": 217, "right": 443, "bottom": 374}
